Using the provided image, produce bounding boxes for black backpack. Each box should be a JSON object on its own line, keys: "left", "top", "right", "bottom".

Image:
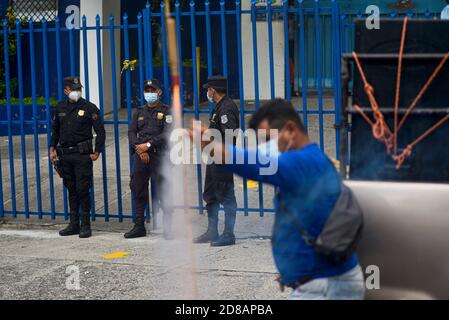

{"left": 277, "top": 183, "right": 364, "bottom": 265}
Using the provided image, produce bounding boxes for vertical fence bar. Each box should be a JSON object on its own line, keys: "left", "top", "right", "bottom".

{"left": 283, "top": 0, "right": 291, "bottom": 101}
{"left": 190, "top": 0, "right": 203, "bottom": 214}
{"left": 142, "top": 6, "right": 152, "bottom": 222}
{"left": 267, "top": 0, "right": 275, "bottom": 99}
{"left": 56, "top": 17, "right": 69, "bottom": 219}
{"left": 160, "top": 3, "right": 170, "bottom": 103}
{"left": 29, "top": 19, "right": 43, "bottom": 217}
{"left": 235, "top": 1, "right": 249, "bottom": 216}
{"left": 341, "top": 14, "right": 346, "bottom": 54}
{"left": 220, "top": 0, "right": 228, "bottom": 76}
{"left": 3, "top": 19, "right": 16, "bottom": 216}
{"left": 96, "top": 14, "right": 109, "bottom": 221}
{"left": 314, "top": 0, "right": 324, "bottom": 149}
{"left": 42, "top": 18, "right": 56, "bottom": 219}
{"left": 137, "top": 12, "right": 145, "bottom": 104}
{"left": 205, "top": 0, "right": 213, "bottom": 116}
{"left": 137, "top": 12, "right": 146, "bottom": 222}
{"left": 251, "top": 0, "right": 264, "bottom": 217}
{"left": 123, "top": 13, "right": 135, "bottom": 220}
{"left": 332, "top": 0, "right": 342, "bottom": 159}
{"left": 298, "top": 0, "right": 308, "bottom": 129}
{"left": 82, "top": 15, "right": 96, "bottom": 221}
{"left": 109, "top": 15, "right": 123, "bottom": 221}
{"left": 175, "top": 1, "right": 185, "bottom": 113}
{"left": 15, "top": 19, "right": 29, "bottom": 217}
{"left": 69, "top": 26, "right": 75, "bottom": 76}
{"left": 143, "top": 2, "right": 154, "bottom": 79}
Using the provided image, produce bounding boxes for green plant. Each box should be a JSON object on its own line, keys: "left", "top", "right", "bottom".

{"left": 0, "top": 96, "right": 59, "bottom": 106}
{"left": 0, "top": 2, "right": 27, "bottom": 99}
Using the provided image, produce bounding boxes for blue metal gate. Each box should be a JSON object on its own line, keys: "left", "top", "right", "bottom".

{"left": 2, "top": 0, "right": 435, "bottom": 222}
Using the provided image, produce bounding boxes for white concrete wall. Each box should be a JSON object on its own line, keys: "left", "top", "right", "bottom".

{"left": 80, "top": 0, "right": 121, "bottom": 115}
{"left": 241, "top": 0, "right": 285, "bottom": 100}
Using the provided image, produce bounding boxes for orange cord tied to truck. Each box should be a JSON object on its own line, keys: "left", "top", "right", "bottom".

{"left": 352, "top": 16, "right": 449, "bottom": 169}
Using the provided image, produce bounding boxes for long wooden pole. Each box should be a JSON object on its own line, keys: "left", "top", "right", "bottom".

{"left": 164, "top": 0, "right": 198, "bottom": 299}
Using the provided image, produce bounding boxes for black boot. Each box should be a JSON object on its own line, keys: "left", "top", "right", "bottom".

{"left": 79, "top": 212, "right": 92, "bottom": 238}
{"left": 193, "top": 220, "right": 219, "bottom": 243}
{"left": 59, "top": 211, "right": 80, "bottom": 236}
{"left": 211, "top": 232, "right": 236, "bottom": 247}
{"left": 125, "top": 215, "right": 146, "bottom": 239}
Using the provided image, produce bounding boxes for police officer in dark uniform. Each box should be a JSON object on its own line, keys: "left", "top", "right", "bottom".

{"left": 194, "top": 75, "right": 240, "bottom": 247}
{"left": 126, "top": 79, "right": 174, "bottom": 239}
{"left": 50, "top": 76, "right": 105, "bottom": 238}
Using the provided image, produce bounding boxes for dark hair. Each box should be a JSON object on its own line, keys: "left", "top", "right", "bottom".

{"left": 249, "top": 98, "right": 306, "bottom": 133}
{"left": 213, "top": 87, "right": 227, "bottom": 95}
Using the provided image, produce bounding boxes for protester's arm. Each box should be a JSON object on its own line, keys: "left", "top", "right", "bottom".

{"left": 224, "top": 145, "right": 296, "bottom": 187}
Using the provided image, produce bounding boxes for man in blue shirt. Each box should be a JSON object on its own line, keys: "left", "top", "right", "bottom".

{"left": 192, "top": 99, "right": 365, "bottom": 299}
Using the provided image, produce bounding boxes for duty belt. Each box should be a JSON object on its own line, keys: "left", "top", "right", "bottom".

{"left": 57, "top": 146, "right": 80, "bottom": 155}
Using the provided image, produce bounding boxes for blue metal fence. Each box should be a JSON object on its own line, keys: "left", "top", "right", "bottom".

{"left": 0, "top": 0, "right": 344, "bottom": 222}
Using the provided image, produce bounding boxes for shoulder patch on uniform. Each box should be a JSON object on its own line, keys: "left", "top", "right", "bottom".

{"left": 165, "top": 115, "right": 173, "bottom": 124}
{"left": 221, "top": 114, "right": 228, "bottom": 124}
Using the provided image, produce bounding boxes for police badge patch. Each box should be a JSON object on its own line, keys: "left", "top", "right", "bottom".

{"left": 221, "top": 114, "right": 228, "bottom": 124}
{"left": 78, "top": 110, "right": 85, "bottom": 116}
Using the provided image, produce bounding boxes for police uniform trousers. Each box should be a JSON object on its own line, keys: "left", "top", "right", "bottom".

{"left": 130, "top": 153, "right": 173, "bottom": 226}
{"left": 60, "top": 153, "right": 93, "bottom": 214}
{"left": 203, "top": 164, "right": 237, "bottom": 233}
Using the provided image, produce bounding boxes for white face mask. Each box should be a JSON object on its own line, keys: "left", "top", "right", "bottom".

{"left": 68, "top": 90, "right": 81, "bottom": 102}
{"left": 207, "top": 91, "right": 214, "bottom": 104}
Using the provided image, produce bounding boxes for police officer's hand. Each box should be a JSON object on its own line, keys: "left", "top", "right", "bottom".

{"left": 49, "top": 148, "right": 57, "bottom": 163}
{"left": 90, "top": 152, "right": 100, "bottom": 161}
{"left": 136, "top": 143, "right": 149, "bottom": 154}
{"left": 139, "top": 152, "right": 150, "bottom": 164}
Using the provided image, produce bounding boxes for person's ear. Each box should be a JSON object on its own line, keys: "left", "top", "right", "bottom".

{"left": 284, "top": 120, "right": 296, "bottom": 137}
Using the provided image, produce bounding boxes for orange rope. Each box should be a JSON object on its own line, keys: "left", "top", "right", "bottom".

{"left": 394, "top": 17, "right": 408, "bottom": 156}
{"left": 398, "top": 52, "right": 449, "bottom": 131}
{"left": 393, "top": 113, "right": 449, "bottom": 169}
{"left": 352, "top": 16, "right": 449, "bottom": 170}
{"left": 352, "top": 51, "right": 393, "bottom": 153}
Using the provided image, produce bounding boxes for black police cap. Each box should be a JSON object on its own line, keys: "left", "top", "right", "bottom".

{"left": 144, "top": 79, "right": 162, "bottom": 91}
{"left": 203, "top": 75, "right": 227, "bottom": 91}
{"left": 63, "top": 76, "right": 83, "bottom": 90}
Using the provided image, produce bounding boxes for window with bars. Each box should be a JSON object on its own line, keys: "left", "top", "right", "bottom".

{"left": 12, "top": 0, "right": 58, "bottom": 22}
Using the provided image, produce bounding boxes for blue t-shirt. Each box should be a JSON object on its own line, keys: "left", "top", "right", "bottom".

{"left": 226, "top": 143, "right": 358, "bottom": 286}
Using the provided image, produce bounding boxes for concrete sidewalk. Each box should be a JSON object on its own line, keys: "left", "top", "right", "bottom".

{"left": 0, "top": 213, "right": 289, "bottom": 300}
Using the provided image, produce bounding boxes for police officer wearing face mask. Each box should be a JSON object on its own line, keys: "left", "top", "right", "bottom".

{"left": 126, "top": 79, "right": 174, "bottom": 239}
{"left": 194, "top": 75, "right": 240, "bottom": 247}
{"left": 49, "top": 76, "right": 105, "bottom": 238}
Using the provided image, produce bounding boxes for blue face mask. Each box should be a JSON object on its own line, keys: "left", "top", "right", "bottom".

{"left": 144, "top": 92, "right": 159, "bottom": 104}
